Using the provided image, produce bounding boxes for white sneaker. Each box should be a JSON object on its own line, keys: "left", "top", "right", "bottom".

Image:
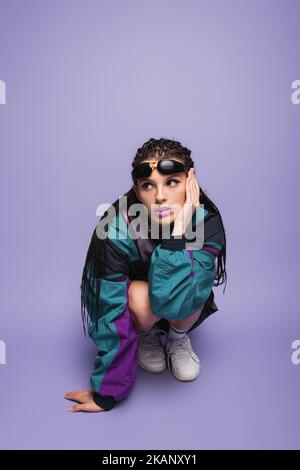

{"left": 137, "top": 324, "right": 167, "bottom": 373}
{"left": 166, "top": 335, "right": 201, "bottom": 381}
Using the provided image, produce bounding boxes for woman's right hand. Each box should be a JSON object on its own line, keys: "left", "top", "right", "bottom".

{"left": 172, "top": 167, "right": 200, "bottom": 236}
{"left": 64, "top": 390, "right": 105, "bottom": 412}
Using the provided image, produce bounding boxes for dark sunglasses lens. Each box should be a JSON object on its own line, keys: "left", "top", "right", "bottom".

{"left": 159, "top": 160, "right": 185, "bottom": 174}
{"left": 132, "top": 163, "right": 151, "bottom": 180}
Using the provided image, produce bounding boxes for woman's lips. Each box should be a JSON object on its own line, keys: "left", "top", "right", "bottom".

{"left": 154, "top": 208, "right": 172, "bottom": 217}
{"left": 158, "top": 210, "right": 172, "bottom": 217}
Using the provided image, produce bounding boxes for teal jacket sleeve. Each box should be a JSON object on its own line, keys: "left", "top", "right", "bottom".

{"left": 84, "top": 235, "right": 138, "bottom": 412}
{"left": 148, "top": 208, "right": 223, "bottom": 320}
{"left": 88, "top": 273, "right": 138, "bottom": 411}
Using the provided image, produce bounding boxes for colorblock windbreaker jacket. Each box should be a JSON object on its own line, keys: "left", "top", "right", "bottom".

{"left": 81, "top": 204, "right": 225, "bottom": 411}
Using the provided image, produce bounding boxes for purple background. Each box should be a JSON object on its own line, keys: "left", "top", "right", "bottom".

{"left": 0, "top": 0, "right": 299, "bottom": 450}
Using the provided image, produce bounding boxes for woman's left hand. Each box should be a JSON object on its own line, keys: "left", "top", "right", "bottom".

{"left": 172, "top": 167, "right": 200, "bottom": 236}
{"left": 64, "top": 390, "right": 105, "bottom": 412}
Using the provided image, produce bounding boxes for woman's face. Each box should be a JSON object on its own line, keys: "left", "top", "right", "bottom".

{"left": 133, "top": 158, "right": 188, "bottom": 227}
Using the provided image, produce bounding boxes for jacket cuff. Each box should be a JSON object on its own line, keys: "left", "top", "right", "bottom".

{"left": 92, "top": 392, "right": 117, "bottom": 411}
{"left": 161, "top": 235, "right": 186, "bottom": 251}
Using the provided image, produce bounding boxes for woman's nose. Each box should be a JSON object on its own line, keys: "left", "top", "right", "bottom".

{"left": 155, "top": 187, "right": 167, "bottom": 203}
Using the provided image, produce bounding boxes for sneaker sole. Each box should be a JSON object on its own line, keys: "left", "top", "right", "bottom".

{"left": 138, "top": 362, "right": 167, "bottom": 373}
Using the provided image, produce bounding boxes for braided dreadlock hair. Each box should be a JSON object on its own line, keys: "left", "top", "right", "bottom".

{"left": 80, "top": 137, "right": 227, "bottom": 334}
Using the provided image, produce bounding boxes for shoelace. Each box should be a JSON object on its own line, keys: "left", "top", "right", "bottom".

{"left": 137, "top": 327, "right": 167, "bottom": 351}
{"left": 166, "top": 337, "right": 200, "bottom": 364}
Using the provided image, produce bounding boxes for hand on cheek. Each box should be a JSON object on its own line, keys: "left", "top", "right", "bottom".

{"left": 172, "top": 168, "right": 200, "bottom": 236}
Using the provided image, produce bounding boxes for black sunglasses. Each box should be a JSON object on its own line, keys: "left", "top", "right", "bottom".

{"left": 131, "top": 159, "right": 188, "bottom": 181}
